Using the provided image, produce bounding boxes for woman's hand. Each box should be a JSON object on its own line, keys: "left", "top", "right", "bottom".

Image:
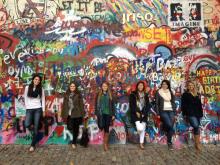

{"left": 112, "top": 116, "right": 115, "bottom": 120}
{"left": 43, "top": 111, "right": 46, "bottom": 117}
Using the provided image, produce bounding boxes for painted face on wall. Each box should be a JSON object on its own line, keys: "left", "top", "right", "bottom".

{"left": 175, "top": 5, "right": 183, "bottom": 18}
{"left": 137, "top": 83, "right": 144, "bottom": 92}
{"left": 33, "top": 77, "right": 41, "bottom": 86}
{"left": 69, "top": 83, "right": 76, "bottom": 92}
{"left": 102, "top": 83, "right": 108, "bottom": 92}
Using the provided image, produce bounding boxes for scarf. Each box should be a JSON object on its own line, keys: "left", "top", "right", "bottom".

{"left": 137, "top": 92, "right": 145, "bottom": 111}
{"left": 28, "top": 86, "right": 41, "bottom": 98}
{"left": 158, "top": 89, "right": 171, "bottom": 101}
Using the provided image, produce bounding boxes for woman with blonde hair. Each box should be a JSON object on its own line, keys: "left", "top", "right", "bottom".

{"left": 181, "top": 80, "right": 203, "bottom": 151}
{"left": 95, "top": 82, "right": 115, "bottom": 151}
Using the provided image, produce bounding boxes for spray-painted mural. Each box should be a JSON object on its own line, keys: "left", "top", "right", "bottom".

{"left": 0, "top": 0, "right": 219, "bottom": 147}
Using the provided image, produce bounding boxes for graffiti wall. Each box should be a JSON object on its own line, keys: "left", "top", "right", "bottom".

{"left": 0, "top": 0, "right": 219, "bottom": 147}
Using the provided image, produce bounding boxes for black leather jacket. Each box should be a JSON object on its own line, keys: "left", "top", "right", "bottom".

{"left": 129, "top": 91, "right": 151, "bottom": 124}
{"left": 181, "top": 92, "right": 203, "bottom": 117}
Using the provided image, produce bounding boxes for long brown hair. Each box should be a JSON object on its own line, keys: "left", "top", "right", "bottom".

{"left": 65, "top": 81, "right": 80, "bottom": 96}
{"left": 28, "top": 73, "right": 43, "bottom": 98}
{"left": 135, "top": 81, "right": 146, "bottom": 100}
{"left": 160, "top": 80, "right": 172, "bottom": 93}
{"left": 97, "top": 82, "right": 113, "bottom": 101}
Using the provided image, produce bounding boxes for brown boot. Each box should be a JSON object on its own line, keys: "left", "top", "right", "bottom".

{"left": 103, "top": 133, "right": 109, "bottom": 151}
{"left": 140, "top": 143, "right": 144, "bottom": 150}
{"left": 194, "top": 135, "right": 201, "bottom": 151}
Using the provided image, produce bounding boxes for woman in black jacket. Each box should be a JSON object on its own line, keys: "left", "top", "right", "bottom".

{"left": 95, "top": 82, "right": 115, "bottom": 151}
{"left": 155, "top": 80, "right": 176, "bottom": 150}
{"left": 181, "top": 81, "right": 203, "bottom": 151}
{"left": 129, "top": 81, "right": 150, "bottom": 150}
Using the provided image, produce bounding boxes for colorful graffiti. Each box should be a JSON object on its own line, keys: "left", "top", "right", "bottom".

{"left": 0, "top": 0, "right": 219, "bottom": 147}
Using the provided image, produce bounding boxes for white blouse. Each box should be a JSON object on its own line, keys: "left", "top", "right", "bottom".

{"left": 24, "top": 86, "right": 45, "bottom": 111}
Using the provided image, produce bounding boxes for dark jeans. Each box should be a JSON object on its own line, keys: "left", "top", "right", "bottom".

{"left": 25, "top": 108, "right": 42, "bottom": 147}
{"left": 160, "top": 111, "right": 175, "bottom": 144}
{"left": 102, "top": 114, "right": 111, "bottom": 133}
{"left": 188, "top": 116, "right": 200, "bottom": 135}
{"left": 70, "top": 117, "right": 83, "bottom": 144}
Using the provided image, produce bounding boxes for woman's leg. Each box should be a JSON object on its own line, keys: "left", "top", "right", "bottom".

{"left": 160, "top": 111, "right": 174, "bottom": 148}
{"left": 103, "top": 114, "right": 111, "bottom": 133}
{"left": 188, "top": 116, "right": 201, "bottom": 150}
{"left": 71, "top": 117, "right": 82, "bottom": 146}
{"left": 103, "top": 114, "right": 111, "bottom": 151}
{"left": 188, "top": 116, "right": 200, "bottom": 135}
{"left": 140, "top": 122, "right": 146, "bottom": 149}
{"left": 31, "top": 108, "right": 42, "bottom": 148}
{"left": 139, "top": 122, "right": 146, "bottom": 144}
{"left": 135, "top": 121, "right": 146, "bottom": 149}
{"left": 167, "top": 112, "right": 175, "bottom": 144}
{"left": 25, "top": 109, "right": 34, "bottom": 130}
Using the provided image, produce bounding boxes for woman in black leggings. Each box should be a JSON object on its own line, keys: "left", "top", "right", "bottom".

{"left": 95, "top": 82, "right": 115, "bottom": 151}
{"left": 61, "top": 82, "right": 85, "bottom": 149}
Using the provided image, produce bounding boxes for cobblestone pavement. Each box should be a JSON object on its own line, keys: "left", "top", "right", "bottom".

{"left": 0, "top": 144, "right": 220, "bottom": 165}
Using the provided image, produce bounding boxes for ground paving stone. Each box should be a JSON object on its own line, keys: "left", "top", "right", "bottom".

{"left": 0, "top": 144, "right": 220, "bottom": 165}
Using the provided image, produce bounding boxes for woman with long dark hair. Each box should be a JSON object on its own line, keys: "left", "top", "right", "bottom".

{"left": 181, "top": 81, "right": 203, "bottom": 151}
{"left": 155, "top": 80, "right": 176, "bottom": 150}
{"left": 24, "top": 73, "right": 45, "bottom": 152}
{"left": 129, "top": 81, "right": 150, "bottom": 150}
{"left": 95, "top": 82, "right": 115, "bottom": 151}
{"left": 61, "top": 82, "right": 85, "bottom": 149}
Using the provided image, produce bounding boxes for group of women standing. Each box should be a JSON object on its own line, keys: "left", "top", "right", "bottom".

{"left": 130, "top": 80, "right": 203, "bottom": 151}
{"left": 24, "top": 74, "right": 203, "bottom": 152}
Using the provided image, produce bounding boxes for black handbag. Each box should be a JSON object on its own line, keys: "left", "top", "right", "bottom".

{"left": 80, "top": 128, "right": 89, "bottom": 147}
{"left": 80, "top": 118, "right": 89, "bottom": 147}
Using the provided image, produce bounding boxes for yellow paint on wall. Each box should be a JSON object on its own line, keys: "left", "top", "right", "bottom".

{"left": 125, "top": 28, "right": 171, "bottom": 44}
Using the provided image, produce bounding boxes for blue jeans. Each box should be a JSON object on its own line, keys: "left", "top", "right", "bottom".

{"left": 160, "top": 111, "right": 175, "bottom": 144}
{"left": 188, "top": 116, "right": 200, "bottom": 135}
{"left": 25, "top": 108, "right": 42, "bottom": 147}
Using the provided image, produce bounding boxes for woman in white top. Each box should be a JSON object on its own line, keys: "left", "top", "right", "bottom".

{"left": 155, "top": 80, "right": 176, "bottom": 150}
{"left": 24, "top": 74, "right": 45, "bottom": 152}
